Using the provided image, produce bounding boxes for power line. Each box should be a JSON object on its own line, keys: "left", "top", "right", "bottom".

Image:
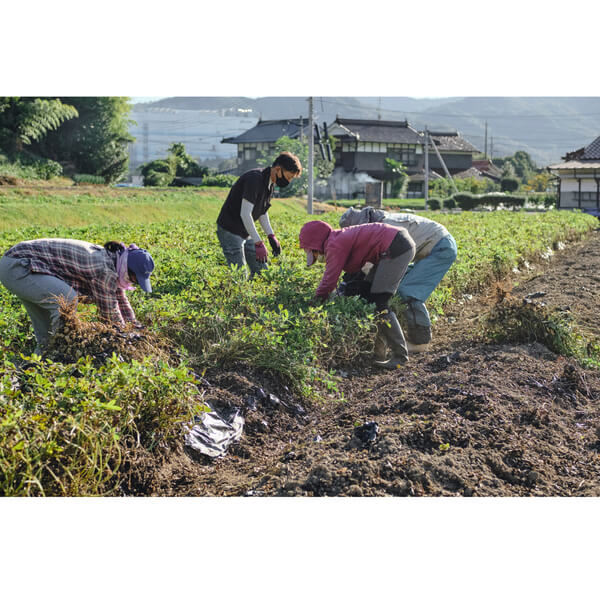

{"left": 465, "top": 133, "right": 592, "bottom": 143}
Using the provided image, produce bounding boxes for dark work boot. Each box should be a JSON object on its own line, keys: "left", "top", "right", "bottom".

{"left": 374, "top": 311, "right": 409, "bottom": 370}
{"left": 401, "top": 300, "right": 432, "bottom": 354}
{"left": 373, "top": 332, "right": 388, "bottom": 361}
{"left": 406, "top": 325, "right": 432, "bottom": 353}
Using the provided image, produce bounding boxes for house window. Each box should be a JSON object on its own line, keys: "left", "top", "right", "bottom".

{"left": 387, "top": 145, "right": 416, "bottom": 166}
{"left": 244, "top": 148, "right": 256, "bottom": 160}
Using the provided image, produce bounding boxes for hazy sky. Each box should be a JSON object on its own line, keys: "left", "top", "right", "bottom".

{"left": 131, "top": 97, "right": 165, "bottom": 104}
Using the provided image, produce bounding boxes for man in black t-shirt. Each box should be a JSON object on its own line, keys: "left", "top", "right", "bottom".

{"left": 216, "top": 151, "right": 302, "bottom": 276}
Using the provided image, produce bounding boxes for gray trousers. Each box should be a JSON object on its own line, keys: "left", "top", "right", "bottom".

{"left": 0, "top": 255, "right": 77, "bottom": 354}
{"left": 216, "top": 224, "right": 267, "bottom": 277}
{"left": 368, "top": 230, "right": 416, "bottom": 295}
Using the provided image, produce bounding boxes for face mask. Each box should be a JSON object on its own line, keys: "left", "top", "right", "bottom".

{"left": 276, "top": 169, "right": 290, "bottom": 188}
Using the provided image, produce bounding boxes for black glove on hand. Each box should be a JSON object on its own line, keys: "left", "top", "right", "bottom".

{"left": 268, "top": 234, "right": 281, "bottom": 256}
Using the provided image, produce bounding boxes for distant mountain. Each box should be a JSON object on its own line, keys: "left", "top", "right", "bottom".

{"left": 136, "top": 96, "right": 600, "bottom": 166}
{"left": 412, "top": 97, "right": 600, "bottom": 165}
{"left": 141, "top": 97, "right": 255, "bottom": 111}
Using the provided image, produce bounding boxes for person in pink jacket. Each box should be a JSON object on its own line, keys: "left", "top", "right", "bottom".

{"left": 299, "top": 220, "right": 416, "bottom": 369}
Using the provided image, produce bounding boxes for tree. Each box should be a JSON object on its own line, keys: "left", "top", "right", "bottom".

{"left": 140, "top": 142, "right": 209, "bottom": 186}
{"left": 384, "top": 158, "right": 408, "bottom": 197}
{"left": 501, "top": 176, "right": 520, "bottom": 192}
{"left": 511, "top": 150, "right": 537, "bottom": 181}
{"left": 31, "top": 97, "right": 134, "bottom": 183}
{"left": 496, "top": 151, "right": 537, "bottom": 185}
{"left": 0, "top": 97, "right": 78, "bottom": 154}
{"left": 167, "top": 142, "right": 208, "bottom": 177}
{"left": 522, "top": 171, "right": 553, "bottom": 192}
{"left": 501, "top": 161, "right": 516, "bottom": 178}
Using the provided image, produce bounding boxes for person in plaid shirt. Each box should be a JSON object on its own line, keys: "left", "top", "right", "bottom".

{"left": 0, "top": 238, "right": 155, "bottom": 355}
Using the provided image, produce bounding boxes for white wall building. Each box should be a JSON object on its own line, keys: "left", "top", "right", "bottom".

{"left": 548, "top": 135, "right": 600, "bottom": 212}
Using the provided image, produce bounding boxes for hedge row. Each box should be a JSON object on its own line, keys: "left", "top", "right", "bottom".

{"left": 452, "top": 192, "right": 555, "bottom": 211}
{"left": 426, "top": 192, "right": 557, "bottom": 211}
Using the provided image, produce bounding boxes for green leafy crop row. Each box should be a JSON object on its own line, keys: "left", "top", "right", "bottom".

{"left": 0, "top": 207, "right": 597, "bottom": 495}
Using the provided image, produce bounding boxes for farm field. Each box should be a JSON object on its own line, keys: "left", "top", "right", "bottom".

{"left": 0, "top": 186, "right": 599, "bottom": 496}
{"left": 0, "top": 185, "right": 329, "bottom": 231}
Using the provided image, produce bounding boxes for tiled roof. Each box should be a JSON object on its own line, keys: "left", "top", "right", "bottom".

{"left": 409, "top": 169, "right": 444, "bottom": 181}
{"left": 426, "top": 131, "right": 479, "bottom": 153}
{"left": 332, "top": 118, "right": 423, "bottom": 144}
{"left": 582, "top": 135, "right": 600, "bottom": 159}
{"left": 453, "top": 167, "right": 484, "bottom": 179}
{"left": 222, "top": 118, "right": 308, "bottom": 144}
{"left": 548, "top": 160, "right": 600, "bottom": 170}
{"left": 562, "top": 135, "right": 600, "bottom": 161}
{"left": 472, "top": 159, "right": 503, "bottom": 178}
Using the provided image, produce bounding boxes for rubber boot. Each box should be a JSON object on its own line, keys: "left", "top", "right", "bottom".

{"left": 374, "top": 311, "right": 409, "bottom": 370}
{"left": 373, "top": 332, "right": 388, "bottom": 361}
{"left": 401, "top": 300, "right": 432, "bottom": 354}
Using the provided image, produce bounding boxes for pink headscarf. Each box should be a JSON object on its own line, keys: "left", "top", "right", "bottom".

{"left": 116, "top": 243, "right": 140, "bottom": 290}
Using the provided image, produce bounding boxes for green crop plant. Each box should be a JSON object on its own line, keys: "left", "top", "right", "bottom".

{"left": 0, "top": 184, "right": 598, "bottom": 494}
{"left": 0, "top": 355, "right": 202, "bottom": 495}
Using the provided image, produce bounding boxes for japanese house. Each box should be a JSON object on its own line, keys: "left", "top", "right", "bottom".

{"left": 222, "top": 116, "right": 481, "bottom": 198}
{"left": 548, "top": 135, "right": 600, "bottom": 212}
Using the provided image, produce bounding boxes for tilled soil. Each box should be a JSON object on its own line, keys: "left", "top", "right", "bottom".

{"left": 139, "top": 226, "right": 600, "bottom": 497}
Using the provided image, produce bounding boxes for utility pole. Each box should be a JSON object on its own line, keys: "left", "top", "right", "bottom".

{"left": 424, "top": 127, "right": 429, "bottom": 209}
{"left": 299, "top": 115, "right": 303, "bottom": 143}
{"left": 484, "top": 120, "right": 488, "bottom": 159}
{"left": 429, "top": 133, "right": 458, "bottom": 194}
{"left": 307, "top": 97, "right": 314, "bottom": 214}
{"left": 143, "top": 122, "right": 149, "bottom": 163}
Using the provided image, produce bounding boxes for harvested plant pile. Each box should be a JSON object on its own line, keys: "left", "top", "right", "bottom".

{"left": 46, "top": 298, "right": 176, "bottom": 366}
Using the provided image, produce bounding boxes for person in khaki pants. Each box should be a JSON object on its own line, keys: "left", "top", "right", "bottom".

{"left": 0, "top": 238, "right": 154, "bottom": 356}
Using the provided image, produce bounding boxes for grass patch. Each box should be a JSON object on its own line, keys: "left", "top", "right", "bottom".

{"left": 0, "top": 186, "right": 319, "bottom": 232}
{"left": 324, "top": 197, "right": 426, "bottom": 210}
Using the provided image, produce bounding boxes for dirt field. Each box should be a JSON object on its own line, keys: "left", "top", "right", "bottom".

{"left": 133, "top": 226, "right": 600, "bottom": 497}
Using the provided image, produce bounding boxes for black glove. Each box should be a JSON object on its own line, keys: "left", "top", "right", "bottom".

{"left": 267, "top": 234, "right": 281, "bottom": 257}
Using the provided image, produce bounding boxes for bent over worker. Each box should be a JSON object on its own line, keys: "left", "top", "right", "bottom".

{"left": 299, "top": 220, "right": 416, "bottom": 370}
{"left": 339, "top": 207, "right": 457, "bottom": 352}
{"left": 216, "top": 151, "right": 302, "bottom": 277}
{"left": 0, "top": 238, "right": 155, "bottom": 356}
